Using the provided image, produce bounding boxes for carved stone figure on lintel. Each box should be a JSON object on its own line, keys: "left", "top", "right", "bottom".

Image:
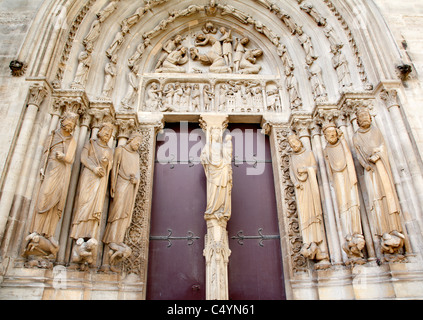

{"left": 323, "top": 123, "right": 366, "bottom": 265}
{"left": 69, "top": 122, "right": 114, "bottom": 269}
{"left": 352, "top": 107, "right": 407, "bottom": 262}
{"left": 23, "top": 112, "right": 79, "bottom": 268}
{"left": 101, "top": 132, "right": 142, "bottom": 272}
{"left": 288, "top": 134, "right": 330, "bottom": 269}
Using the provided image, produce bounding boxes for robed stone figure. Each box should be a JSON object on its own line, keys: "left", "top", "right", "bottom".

{"left": 102, "top": 132, "right": 142, "bottom": 271}
{"left": 70, "top": 122, "right": 114, "bottom": 243}
{"left": 323, "top": 124, "right": 365, "bottom": 263}
{"left": 353, "top": 107, "right": 405, "bottom": 258}
{"left": 288, "top": 134, "right": 329, "bottom": 268}
{"left": 24, "top": 112, "right": 79, "bottom": 261}
{"left": 201, "top": 123, "right": 232, "bottom": 300}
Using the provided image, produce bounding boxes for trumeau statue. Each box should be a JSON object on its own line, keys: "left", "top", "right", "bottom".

{"left": 24, "top": 112, "right": 79, "bottom": 265}
{"left": 323, "top": 123, "right": 365, "bottom": 264}
{"left": 288, "top": 134, "right": 330, "bottom": 269}
{"left": 102, "top": 132, "right": 143, "bottom": 272}
{"left": 70, "top": 122, "right": 114, "bottom": 267}
{"left": 352, "top": 107, "right": 406, "bottom": 260}
{"left": 200, "top": 115, "right": 232, "bottom": 300}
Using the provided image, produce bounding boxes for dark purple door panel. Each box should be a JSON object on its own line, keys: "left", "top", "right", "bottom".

{"left": 147, "top": 123, "right": 285, "bottom": 300}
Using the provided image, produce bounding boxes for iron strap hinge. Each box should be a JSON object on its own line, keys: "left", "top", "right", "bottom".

{"left": 150, "top": 229, "right": 200, "bottom": 247}
{"left": 231, "top": 228, "right": 280, "bottom": 247}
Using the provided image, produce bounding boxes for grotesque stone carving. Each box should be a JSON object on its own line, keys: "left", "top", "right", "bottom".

{"left": 70, "top": 238, "right": 98, "bottom": 271}
{"left": 200, "top": 114, "right": 232, "bottom": 300}
{"left": 24, "top": 112, "right": 79, "bottom": 265}
{"left": 102, "top": 132, "right": 143, "bottom": 271}
{"left": 288, "top": 134, "right": 330, "bottom": 268}
{"left": 352, "top": 107, "right": 405, "bottom": 261}
{"left": 323, "top": 123, "right": 365, "bottom": 264}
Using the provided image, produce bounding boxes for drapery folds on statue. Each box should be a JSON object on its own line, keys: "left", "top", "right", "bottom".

{"left": 200, "top": 114, "right": 232, "bottom": 300}
{"left": 353, "top": 107, "right": 406, "bottom": 260}
{"left": 102, "top": 132, "right": 142, "bottom": 271}
{"left": 323, "top": 124, "right": 365, "bottom": 264}
{"left": 288, "top": 134, "right": 330, "bottom": 268}
{"left": 70, "top": 122, "right": 114, "bottom": 267}
{"left": 24, "top": 112, "right": 79, "bottom": 263}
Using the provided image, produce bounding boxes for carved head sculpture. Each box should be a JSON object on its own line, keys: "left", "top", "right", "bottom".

{"left": 98, "top": 122, "right": 114, "bottom": 144}
{"left": 210, "top": 127, "right": 222, "bottom": 143}
{"left": 322, "top": 123, "right": 339, "bottom": 145}
{"left": 288, "top": 134, "right": 303, "bottom": 153}
{"left": 355, "top": 107, "right": 372, "bottom": 129}
{"left": 127, "top": 132, "right": 143, "bottom": 151}
{"left": 60, "top": 112, "right": 79, "bottom": 134}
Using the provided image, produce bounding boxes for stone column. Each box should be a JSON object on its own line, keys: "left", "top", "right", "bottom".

{"left": 0, "top": 83, "right": 47, "bottom": 243}
{"left": 199, "top": 113, "right": 231, "bottom": 300}
{"left": 115, "top": 115, "right": 138, "bottom": 146}
{"left": 380, "top": 89, "right": 423, "bottom": 217}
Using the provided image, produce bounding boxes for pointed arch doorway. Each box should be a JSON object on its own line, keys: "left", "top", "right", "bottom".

{"left": 146, "top": 122, "right": 285, "bottom": 300}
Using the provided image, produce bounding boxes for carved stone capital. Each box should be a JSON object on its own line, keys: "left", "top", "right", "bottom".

{"left": 380, "top": 88, "right": 399, "bottom": 110}
{"left": 27, "top": 84, "right": 48, "bottom": 109}
{"left": 89, "top": 100, "right": 116, "bottom": 128}
{"left": 51, "top": 89, "right": 90, "bottom": 117}
{"left": 290, "top": 112, "right": 313, "bottom": 139}
{"left": 199, "top": 113, "right": 229, "bottom": 135}
{"left": 116, "top": 118, "right": 136, "bottom": 140}
{"left": 313, "top": 105, "right": 339, "bottom": 131}
{"left": 260, "top": 114, "right": 286, "bottom": 135}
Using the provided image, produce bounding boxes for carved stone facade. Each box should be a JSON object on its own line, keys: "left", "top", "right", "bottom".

{"left": 0, "top": 0, "right": 423, "bottom": 301}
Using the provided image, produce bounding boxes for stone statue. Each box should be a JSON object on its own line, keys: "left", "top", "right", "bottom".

{"left": 102, "top": 132, "right": 143, "bottom": 271}
{"left": 120, "top": 65, "right": 139, "bottom": 111}
{"left": 200, "top": 115, "right": 232, "bottom": 300}
{"left": 70, "top": 122, "right": 114, "bottom": 244}
{"left": 101, "top": 55, "right": 117, "bottom": 98}
{"left": 192, "top": 33, "right": 231, "bottom": 73}
{"left": 218, "top": 27, "right": 233, "bottom": 67}
{"left": 156, "top": 46, "right": 189, "bottom": 73}
{"left": 238, "top": 49, "right": 263, "bottom": 74}
{"left": 145, "top": 82, "right": 162, "bottom": 111}
{"left": 24, "top": 112, "right": 79, "bottom": 264}
{"left": 288, "top": 134, "right": 330, "bottom": 268}
{"left": 70, "top": 238, "right": 98, "bottom": 271}
{"left": 323, "top": 123, "right": 365, "bottom": 264}
{"left": 352, "top": 107, "right": 405, "bottom": 260}
{"left": 331, "top": 48, "right": 353, "bottom": 90}
{"left": 71, "top": 51, "right": 91, "bottom": 89}
{"left": 233, "top": 37, "right": 249, "bottom": 73}
{"left": 106, "top": 25, "right": 129, "bottom": 59}
{"left": 154, "top": 35, "right": 183, "bottom": 71}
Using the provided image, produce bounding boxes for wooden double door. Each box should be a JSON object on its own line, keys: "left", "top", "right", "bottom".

{"left": 146, "top": 123, "right": 285, "bottom": 300}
